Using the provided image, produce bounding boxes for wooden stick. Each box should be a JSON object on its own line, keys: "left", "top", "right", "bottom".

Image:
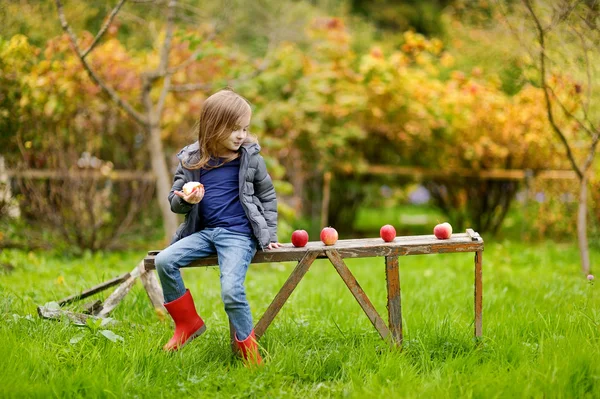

{"left": 96, "top": 262, "right": 143, "bottom": 317}
{"left": 320, "top": 171, "right": 332, "bottom": 228}
{"left": 82, "top": 300, "right": 103, "bottom": 315}
{"left": 364, "top": 165, "right": 578, "bottom": 180}
{"left": 466, "top": 228, "right": 482, "bottom": 242}
{"left": 6, "top": 169, "right": 154, "bottom": 181}
{"left": 326, "top": 249, "right": 391, "bottom": 342}
{"left": 57, "top": 273, "right": 131, "bottom": 306}
{"left": 37, "top": 305, "right": 116, "bottom": 326}
{"left": 254, "top": 251, "right": 319, "bottom": 339}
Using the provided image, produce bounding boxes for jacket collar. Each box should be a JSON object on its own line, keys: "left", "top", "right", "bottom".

{"left": 177, "top": 141, "right": 261, "bottom": 163}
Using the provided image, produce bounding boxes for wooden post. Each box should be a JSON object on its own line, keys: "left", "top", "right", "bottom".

{"left": 320, "top": 171, "right": 332, "bottom": 228}
{"left": 139, "top": 268, "right": 166, "bottom": 317}
{"left": 385, "top": 256, "right": 402, "bottom": 346}
{"left": 0, "top": 155, "right": 19, "bottom": 218}
{"left": 474, "top": 251, "right": 483, "bottom": 338}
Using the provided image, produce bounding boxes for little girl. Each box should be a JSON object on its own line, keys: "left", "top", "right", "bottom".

{"left": 155, "top": 89, "right": 281, "bottom": 365}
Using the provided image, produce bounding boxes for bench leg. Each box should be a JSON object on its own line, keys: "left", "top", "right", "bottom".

{"left": 474, "top": 250, "right": 483, "bottom": 338}
{"left": 326, "top": 249, "right": 391, "bottom": 343}
{"left": 385, "top": 256, "right": 402, "bottom": 347}
{"left": 254, "top": 251, "right": 319, "bottom": 339}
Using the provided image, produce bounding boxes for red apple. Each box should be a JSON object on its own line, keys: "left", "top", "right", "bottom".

{"left": 380, "top": 224, "right": 396, "bottom": 242}
{"left": 320, "top": 227, "right": 338, "bottom": 246}
{"left": 433, "top": 222, "right": 453, "bottom": 239}
{"left": 291, "top": 229, "right": 309, "bottom": 247}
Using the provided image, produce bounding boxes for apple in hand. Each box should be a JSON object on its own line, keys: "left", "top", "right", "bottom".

{"left": 182, "top": 181, "right": 203, "bottom": 195}
{"left": 380, "top": 224, "right": 396, "bottom": 242}
{"left": 433, "top": 222, "right": 453, "bottom": 239}
{"left": 320, "top": 227, "right": 338, "bottom": 246}
{"left": 291, "top": 230, "right": 309, "bottom": 247}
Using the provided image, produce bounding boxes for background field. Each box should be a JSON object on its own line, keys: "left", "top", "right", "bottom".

{"left": 1, "top": 240, "right": 598, "bottom": 398}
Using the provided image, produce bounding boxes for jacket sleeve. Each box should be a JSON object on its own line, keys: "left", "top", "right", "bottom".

{"left": 254, "top": 155, "right": 278, "bottom": 242}
{"left": 169, "top": 162, "right": 194, "bottom": 214}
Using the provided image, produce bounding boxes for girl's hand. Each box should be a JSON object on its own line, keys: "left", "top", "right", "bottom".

{"left": 174, "top": 186, "right": 205, "bottom": 204}
{"left": 266, "top": 242, "right": 282, "bottom": 250}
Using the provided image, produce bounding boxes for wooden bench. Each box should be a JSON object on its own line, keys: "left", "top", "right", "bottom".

{"left": 144, "top": 229, "right": 484, "bottom": 347}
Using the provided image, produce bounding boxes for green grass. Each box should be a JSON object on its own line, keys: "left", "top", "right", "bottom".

{"left": 1, "top": 241, "right": 599, "bottom": 398}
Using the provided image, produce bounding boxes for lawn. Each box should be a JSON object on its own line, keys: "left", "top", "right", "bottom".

{"left": 0, "top": 239, "right": 598, "bottom": 398}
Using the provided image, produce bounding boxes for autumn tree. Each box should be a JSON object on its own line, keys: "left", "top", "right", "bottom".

{"left": 53, "top": 0, "right": 281, "bottom": 241}
{"left": 505, "top": 0, "right": 599, "bottom": 274}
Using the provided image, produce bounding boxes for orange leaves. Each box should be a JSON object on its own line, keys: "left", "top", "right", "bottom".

{"left": 355, "top": 29, "right": 564, "bottom": 172}
{"left": 4, "top": 13, "right": 578, "bottom": 181}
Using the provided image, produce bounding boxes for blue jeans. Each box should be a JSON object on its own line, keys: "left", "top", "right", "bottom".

{"left": 155, "top": 227, "right": 257, "bottom": 340}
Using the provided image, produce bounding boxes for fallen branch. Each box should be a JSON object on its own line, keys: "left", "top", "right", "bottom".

{"left": 56, "top": 272, "right": 131, "bottom": 306}
{"left": 96, "top": 262, "right": 143, "bottom": 317}
{"left": 37, "top": 305, "right": 117, "bottom": 326}
{"left": 82, "top": 300, "right": 103, "bottom": 315}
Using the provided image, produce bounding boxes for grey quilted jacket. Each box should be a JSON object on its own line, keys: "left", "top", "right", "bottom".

{"left": 168, "top": 141, "right": 278, "bottom": 249}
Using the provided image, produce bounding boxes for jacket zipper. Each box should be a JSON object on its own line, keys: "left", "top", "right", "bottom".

{"left": 240, "top": 147, "right": 266, "bottom": 251}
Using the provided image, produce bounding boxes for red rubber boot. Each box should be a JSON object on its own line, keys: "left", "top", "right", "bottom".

{"left": 163, "top": 289, "right": 206, "bottom": 351}
{"left": 234, "top": 330, "right": 263, "bottom": 366}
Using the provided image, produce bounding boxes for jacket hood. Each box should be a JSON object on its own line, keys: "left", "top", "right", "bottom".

{"left": 176, "top": 141, "right": 261, "bottom": 164}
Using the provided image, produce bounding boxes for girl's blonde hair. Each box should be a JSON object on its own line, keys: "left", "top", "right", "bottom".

{"left": 185, "top": 89, "right": 256, "bottom": 170}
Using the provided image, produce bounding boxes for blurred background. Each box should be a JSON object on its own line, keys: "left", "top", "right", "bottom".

{"left": 0, "top": 0, "right": 598, "bottom": 268}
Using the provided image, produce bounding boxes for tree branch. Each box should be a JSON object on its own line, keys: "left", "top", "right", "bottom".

{"left": 581, "top": 132, "right": 600, "bottom": 174}
{"left": 169, "top": 81, "right": 212, "bottom": 93}
{"left": 175, "top": 1, "right": 207, "bottom": 18}
{"left": 572, "top": 23, "right": 596, "bottom": 129}
{"left": 158, "top": 0, "right": 177, "bottom": 76}
{"left": 523, "top": 0, "right": 583, "bottom": 179}
{"left": 169, "top": 59, "right": 271, "bottom": 93}
{"left": 496, "top": 1, "right": 544, "bottom": 69}
{"left": 155, "top": 74, "right": 172, "bottom": 118}
{"left": 548, "top": 0, "right": 584, "bottom": 31}
{"left": 151, "top": 0, "right": 177, "bottom": 119}
{"left": 546, "top": 86, "right": 595, "bottom": 138}
{"left": 82, "top": 0, "right": 127, "bottom": 59}
{"left": 55, "top": 0, "right": 148, "bottom": 126}
{"left": 167, "top": 31, "right": 217, "bottom": 75}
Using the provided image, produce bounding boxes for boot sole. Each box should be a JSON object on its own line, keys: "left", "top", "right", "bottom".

{"left": 166, "top": 323, "right": 207, "bottom": 352}
{"left": 179, "top": 324, "right": 207, "bottom": 350}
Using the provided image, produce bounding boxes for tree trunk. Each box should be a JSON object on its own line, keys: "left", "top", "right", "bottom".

{"left": 577, "top": 174, "right": 590, "bottom": 275}
{"left": 148, "top": 124, "right": 178, "bottom": 241}
{"left": 289, "top": 147, "right": 305, "bottom": 214}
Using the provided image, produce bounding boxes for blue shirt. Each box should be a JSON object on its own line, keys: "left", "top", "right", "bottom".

{"left": 198, "top": 157, "right": 252, "bottom": 235}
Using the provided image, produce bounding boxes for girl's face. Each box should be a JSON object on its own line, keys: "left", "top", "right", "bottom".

{"left": 216, "top": 111, "right": 251, "bottom": 157}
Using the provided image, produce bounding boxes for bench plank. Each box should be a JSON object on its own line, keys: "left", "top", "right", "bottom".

{"left": 144, "top": 233, "right": 484, "bottom": 269}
